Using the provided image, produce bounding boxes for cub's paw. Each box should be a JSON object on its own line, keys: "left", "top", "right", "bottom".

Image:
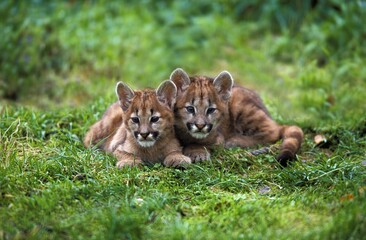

{"left": 183, "top": 146, "right": 210, "bottom": 162}
{"left": 164, "top": 153, "right": 191, "bottom": 168}
{"left": 276, "top": 150, "right": 295, "bottom": 167}
{"left": 116, "top": 158, "right": 142, "bottom": 168}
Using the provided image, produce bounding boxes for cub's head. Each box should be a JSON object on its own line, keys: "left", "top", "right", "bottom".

{"left": 116, "top": 80, "right": 177, "bottom": 148}
{"left": 170, "top": 68, "right": 233, "bottom": 140}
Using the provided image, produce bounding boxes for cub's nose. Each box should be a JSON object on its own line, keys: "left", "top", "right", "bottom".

{"left": 195, "top": 123, "right": 206, "bottom": 130}
{"left": 140, "top": 132, "right": 149, "bottom": 139}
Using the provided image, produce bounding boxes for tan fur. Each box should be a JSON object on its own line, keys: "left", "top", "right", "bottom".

{"left": 170, "top": 68, "right": 303, "bottom": 166}
{"left": 84, "top": 80, "right": 191, "bottom": 168}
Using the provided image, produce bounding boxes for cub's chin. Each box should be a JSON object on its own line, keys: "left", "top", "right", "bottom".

{"left": 190, "top": 132, "right": 209, "bottom": 139}
{"left": 138, "top": 140, "right": 156, "bottom": 148}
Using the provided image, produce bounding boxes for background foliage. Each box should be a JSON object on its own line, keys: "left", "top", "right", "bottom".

{"left": 1, "top": 0, "right": 365, "bottom": 126}
{"left": 1, "top": 0, "right": 365, "bottom": 239}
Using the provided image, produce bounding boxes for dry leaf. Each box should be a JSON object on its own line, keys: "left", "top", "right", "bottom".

{"left": 340, "top": 193, "right": 354, "bottom": 202}
{"left": 314, "top": 134, "right": 329, "bottom": 148}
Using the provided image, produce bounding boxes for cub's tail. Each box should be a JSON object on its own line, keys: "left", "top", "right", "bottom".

{"left": 277, "top": 125, "right": 304, "bottom": 166}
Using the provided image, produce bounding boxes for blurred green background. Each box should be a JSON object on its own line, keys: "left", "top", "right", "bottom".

{"left": 1, "top": 0, "right": 365, "bottom": 129}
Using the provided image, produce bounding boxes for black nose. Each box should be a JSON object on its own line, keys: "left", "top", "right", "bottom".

{"left": 195, "top": 123, "right": 206, "bottom": 130}
{"left": 140, "top": 132, "right": 149, "bottom": 139}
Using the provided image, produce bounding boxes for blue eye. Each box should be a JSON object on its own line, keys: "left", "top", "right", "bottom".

{"left": 150, "top": 116, "right": 160, "bottom": 123}
{"left": 206, "top": 108, "right": 216, "bottom": 114}
{"left": 131, "top": 117, "right": 140, "bottom": 123}
{"left": 186, "top": 106, "right": 195, "bottom": 114}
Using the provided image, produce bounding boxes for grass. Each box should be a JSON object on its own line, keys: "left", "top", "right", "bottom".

{"left": 1, "top": 104, "right": 365, "bottom": 239}
{"left": 1, "top": 1, "right": 366, "bottom": 239}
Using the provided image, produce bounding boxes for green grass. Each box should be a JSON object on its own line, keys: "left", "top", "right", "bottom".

{"left": 1, "top": 1, "right": 366, "bottom": 239}
{"left": 1, "top": 106, "right": 365, "bottom": 239}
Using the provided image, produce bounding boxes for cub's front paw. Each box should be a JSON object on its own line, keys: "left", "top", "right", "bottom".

{"left": 116, "top": 158, "right": 142, "bottom": 168}
{"left": 164, "top": 153, "right": 191, "bottom": 168}
{"left": 183, "top": 146, "right": 210, "bottom": 162}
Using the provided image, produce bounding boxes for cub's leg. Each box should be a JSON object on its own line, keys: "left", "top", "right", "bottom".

{"left": 163, "top": 151, "right": 192, "bottom": 168}
{"left": 113, "top": 148, "right": 143, "bottom": 168}
{"left": 225, "top": 134, "right": 275, "bottom": 148}
{"left": 225, "top": 116, "right": 281, "bottom": 148}
{"left": 226, "top": 121, "right": 303, "bottom": 166}
{"left": 84, "top": 102, "right": 122, "bottom": 150}
{"left": 84, "top": 121, "right": 104, "bottom": 148}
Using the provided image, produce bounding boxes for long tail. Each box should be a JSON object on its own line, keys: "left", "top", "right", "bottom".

{"left": 277, "top": 125, "right": 304, "bottom": 166}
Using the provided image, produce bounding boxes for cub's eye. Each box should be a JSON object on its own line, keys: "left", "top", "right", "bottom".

{"left": 206, "top": 107, "right": 216, "bottom": 114}
{"left": 150, "top": 116, "right": 160, "bottom": 123}
{"left": 185, "top": 106, "right": 195, "bottom": 114}
{"left": 131, "top": 117, "right": 140, "bottom": 123}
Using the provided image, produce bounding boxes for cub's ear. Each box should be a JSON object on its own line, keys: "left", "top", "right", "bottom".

{"left": 115, "top": 81, "right": 135, "bottom": 111}
{"left": 213, "top": 71, "right": 234, "bottom": 101}
{"left": 169, "top": 68, "right": 190, "bottom": 91}
{"left": 156, "top": 80, "right": 177, "bottom": 109}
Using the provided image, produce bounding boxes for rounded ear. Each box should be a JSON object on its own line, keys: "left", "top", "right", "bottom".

{"left": 156, "top": 80, "right": 177, "bottom": 109}
{"left": 213, "top": 71, "right": 234, "bottom": 101}
{"left": 169, "top": 68, "right": 190, "bottom": 91}
{"left": 115, "top": 81, "right": 135, "bottom": 111}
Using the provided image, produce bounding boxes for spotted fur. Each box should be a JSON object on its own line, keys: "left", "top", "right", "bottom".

{"left": 170, "top": 68, "right": 303, "bottom": 166}
{"left": 84, "top": 80, "right": 191, "bottom": 168}
{"left": 171, "top": 69, "right": 233, "bottom": 162}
